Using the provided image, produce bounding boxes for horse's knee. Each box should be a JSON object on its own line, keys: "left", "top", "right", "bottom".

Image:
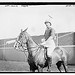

{"left": 56, "top": 61, "right": 62, "bottom": 67}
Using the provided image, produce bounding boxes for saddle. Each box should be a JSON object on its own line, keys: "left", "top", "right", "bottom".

{"left": 40, "top": 45, "right": 48, "bottom": 60}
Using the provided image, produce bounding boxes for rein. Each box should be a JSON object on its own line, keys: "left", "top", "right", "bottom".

{"left": 17, "top": 43, "right": 40, "bottom": 60}
{"left": 17, "top": 42, "right": 40, "bottom": 57}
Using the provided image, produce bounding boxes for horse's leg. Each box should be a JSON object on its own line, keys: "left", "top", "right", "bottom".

{"left": 57, "top": 66, "right": 62, "bottom": 72}
{"left": 56, "top": 61, "right": 62, "bottom": 72}
{"left": 62, "top": 61, "right": 68, "bottom": 72}
{"left": 29, "top": 65, "right": 35, "bottom": 72}
{"left": 61, "top": 56, "right": 68, "bottom": 72}
{"left": 37, "top": 65, "right": 43, "bottom": 72}
{"left": 65, "top": 61, "right": 68, "bottom": 72}
{"left": 30, "top": 67, "right": 34, "bottom": 72}
{"left": 47, "top": 57, "right": 52, "bottom": 72}
{"left": 30, "top": 68, "right": 33, "bottom": 72}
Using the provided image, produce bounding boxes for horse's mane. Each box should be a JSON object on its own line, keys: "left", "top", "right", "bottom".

{"left": 25, "top": 31, "right": 39, "bottom": 46}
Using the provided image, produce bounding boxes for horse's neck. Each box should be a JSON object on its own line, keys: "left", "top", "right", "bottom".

{"left": 27, "top": 35, "right": 37, "bottom": 48}
{"left": 27, "top": 36, "right": 41, "bottom": 57}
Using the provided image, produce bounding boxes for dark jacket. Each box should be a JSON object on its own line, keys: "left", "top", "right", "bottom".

{"left": 44, "top": 27, "right": 55, "bottom": 41}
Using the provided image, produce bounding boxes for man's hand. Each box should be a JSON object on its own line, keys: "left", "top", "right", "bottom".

{"left": 41, "top": 38, "right": 45, "bottom": 43}
{"left": 54, "top": 36, "right": 56, "bottom": 40}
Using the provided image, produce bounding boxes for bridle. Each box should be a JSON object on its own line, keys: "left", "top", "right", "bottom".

{"left": 16, "top": 37, "right": 39, "bottom": 52}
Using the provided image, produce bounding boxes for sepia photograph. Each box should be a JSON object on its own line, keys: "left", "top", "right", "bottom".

{"left": 0, "top": 3, "right": 75, "bottom": 72}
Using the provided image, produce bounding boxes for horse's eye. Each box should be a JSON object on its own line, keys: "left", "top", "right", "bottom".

{"left": 20, "top": 35, "right": 22, "bottom": 38}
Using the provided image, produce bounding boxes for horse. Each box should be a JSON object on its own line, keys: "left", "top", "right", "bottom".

{"left": 52, "top": 47, "right": 68, "bottom": 72}
{"left": 14, "top": 28, "right": 68, "bottom": 72}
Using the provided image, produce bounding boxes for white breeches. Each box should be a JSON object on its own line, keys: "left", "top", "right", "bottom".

{"left": 47, "top": 40, "right": 55, "bottom": 57}
{"left": 41, "top": 37, "right": 56, "bottom": 57}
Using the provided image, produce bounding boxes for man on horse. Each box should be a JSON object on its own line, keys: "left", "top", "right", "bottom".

{"left": 41, "top": 20, "right": 56, "bottom": 60}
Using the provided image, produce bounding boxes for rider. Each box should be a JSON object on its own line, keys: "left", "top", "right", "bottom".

{"left": 41, "top": 20, "right": 56, "bottom": 59}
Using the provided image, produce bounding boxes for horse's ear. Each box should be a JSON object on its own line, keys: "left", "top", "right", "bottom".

{"left": 24, "top": 27, "right": 28, "bottom": 32}
{"left": 21, "top": 29, "right": 23, "bottom": 33}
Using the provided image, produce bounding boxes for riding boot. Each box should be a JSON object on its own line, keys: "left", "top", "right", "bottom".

{"left": 44, "top": 47, "right": 47, "bottom": 60}
{"left": 47, "top": 56, "right": 52, "bottom": 72}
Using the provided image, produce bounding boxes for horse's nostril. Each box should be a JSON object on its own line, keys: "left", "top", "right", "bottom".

{"left": 14, "top": 45, "right": 17, "bottom": 48}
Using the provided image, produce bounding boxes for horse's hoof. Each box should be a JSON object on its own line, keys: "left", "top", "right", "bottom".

{"left": 48, "top": 70, "right": 51, "bottom": 72}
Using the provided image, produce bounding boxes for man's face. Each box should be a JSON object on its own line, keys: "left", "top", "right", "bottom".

{"left": 46, "top": 22, "right": 51, "bottom": 28}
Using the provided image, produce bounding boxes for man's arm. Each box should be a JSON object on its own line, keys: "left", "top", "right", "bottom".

{"left": 51, "top": 28, "right": 56, "bottom": 40}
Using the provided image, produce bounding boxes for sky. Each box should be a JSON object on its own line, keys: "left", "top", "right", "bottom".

{"left": 0, "top": 5, "right": 75, "bottom": 39}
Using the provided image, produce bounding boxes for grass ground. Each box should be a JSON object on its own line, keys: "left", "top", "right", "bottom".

{"left": 0, "top": 60, "right": 75, "bottom": 72}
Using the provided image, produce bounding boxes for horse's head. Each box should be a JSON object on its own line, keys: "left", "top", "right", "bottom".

{"left": 14, "top": 28, "right": 28, "bottom": 50}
